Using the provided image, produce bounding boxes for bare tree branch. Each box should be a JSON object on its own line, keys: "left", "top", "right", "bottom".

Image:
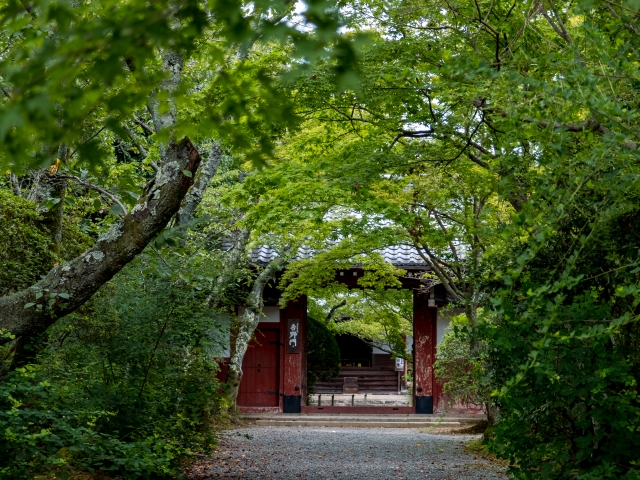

{"left": 58, "top": 174, "right": 128, "bottom": 216}
{"left": 433, "top": 211, "right": 463, "bottom": 277}
{"left": 0, "top": 45, "right": 200, "bottom": 365}
{"left": 535, "top": 119, "right": 638, "bottom": 149}
{"left": 325, "top": 299, "right": 347, "bottom": 325}
{"left": 124, "top": 125, "right": 148, "bottom": 159}
{"left": 9, "top": 172, "right": 21, "bottom": 197}
{"left": 541, "top": 0, "right": 573, "bottom": 45}
{"left": 419, "top": 239, "right": 464, "bottom": 285}
{"left": 466, "top": 151, "right": 490, "bottom": 169}
{"left": 69, "top": 126, "right": 108, "bottom": 159}
{"left": 411, "top": 239, "right": 465, "bottom": 302}
{"left": 134, "top": 117, "right": 155, "bottom": 135}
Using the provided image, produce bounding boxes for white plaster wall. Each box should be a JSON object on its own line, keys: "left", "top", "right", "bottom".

{"left": 237, "top": 305, "right": 281, "bottom": 322}
{"left": 437, "top": 317, "right": 450, "bottom": 345}
{"left": 406, "top": 336, "right": 413, "bottom": 353}
{"left": 261, "top": 305, "right": 281, "bottom": 322}
{"left": 437, "top": 308, "right": 465, "bottom": 345}
{"left": 372, "top": 344, "right": 392, "bottom": 354}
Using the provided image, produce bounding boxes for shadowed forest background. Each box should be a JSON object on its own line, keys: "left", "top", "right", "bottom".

{"left": 0, "top": 0, "right": 639, "bottom": 478}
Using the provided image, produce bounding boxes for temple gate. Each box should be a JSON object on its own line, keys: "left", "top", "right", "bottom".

{"left": 220, "top": 245, "right": 451, "bottom": 414}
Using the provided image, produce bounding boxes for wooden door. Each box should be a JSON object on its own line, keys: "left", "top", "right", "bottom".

{"left": 237, "top": 329, "right": 280, "bottom": 407}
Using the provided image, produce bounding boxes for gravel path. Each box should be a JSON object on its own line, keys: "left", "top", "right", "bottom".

{"left": 185, "top": 426, "right": 507, "bottom": 479}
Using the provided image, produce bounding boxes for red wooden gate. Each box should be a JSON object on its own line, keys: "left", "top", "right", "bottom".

{"left": 237, "top": 329, "right": 280, "bottom": 407}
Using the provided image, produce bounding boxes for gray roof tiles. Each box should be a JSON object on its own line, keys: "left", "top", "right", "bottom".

{"left": 238, "top": 244, "right": 428, "bottom": 268}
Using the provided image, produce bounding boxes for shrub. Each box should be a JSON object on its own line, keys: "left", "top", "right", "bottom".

{"left": 0, "top": 366, "right": 188, "bottom": 479}
{"left": 0, "top": 189, "right": 91, "bottom": 296}
{"left": 433, "top": 315, "right": 490, "bottom": 411}
{"left": 0, "top": 249, "right": 227, "bottom": 479}
{"left": 481, "top": 289, "right": 640, "bottom": 479}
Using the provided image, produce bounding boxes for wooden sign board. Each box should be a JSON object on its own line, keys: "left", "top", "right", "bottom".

{"left": 286, "top": 318, "right": 300, "bottom": 354}
{"left": 343, "top": 376, "right": 358, "bottom": 393}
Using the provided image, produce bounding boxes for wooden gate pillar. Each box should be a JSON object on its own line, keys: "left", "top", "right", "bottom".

{"left": 281, "top": 295, "right": 307, "bottom": 413}
{"left": 413, "top": 290, "right": 437, "bottom": 414}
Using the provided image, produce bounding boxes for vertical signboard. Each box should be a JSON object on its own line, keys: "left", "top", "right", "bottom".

{"left": 286, "top": 318, "right": 300, "bottom": 354}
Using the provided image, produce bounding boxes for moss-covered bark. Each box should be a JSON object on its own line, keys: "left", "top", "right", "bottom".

{"left": 0, "top": 138, "right": 201, "bottom": 349}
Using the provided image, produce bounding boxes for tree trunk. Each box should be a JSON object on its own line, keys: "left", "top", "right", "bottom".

{"left": 209, "top": 229, "right": 250, "bottom": 310}
{"left": 50, "top": 178, "right": 67, "bottom": 257}
{"left": 225, "top": 253, "right": 289, "bottom": 403}
{"left": 147, "top": 50, "right": 183, "bottom": 137}
{"left": 484, "top": 401, "right": 498, "bottom": 440}
{"left": 178, "top": 142, "right": 223, "bottom": 225}
{"left": 26, "top": 170, "right": 50, "bottom": 205}
{"left": 0, "top": 138, "right": 202, "bottom": 351}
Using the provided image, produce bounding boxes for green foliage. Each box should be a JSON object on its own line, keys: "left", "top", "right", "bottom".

{"left": 306, "top": 314, "right": 341, "bottom": 393}
{"left": 433, "top": 316, "right": 490, "bottom": 409}
{"left": 323, "top": 289, "right": 412, "bottom": 359}
{"left": 476, "top": 49, "right": 640, "bottom": 473}
{"left": 482, "top": 289, "right": 640, "bottom": 479}
{"left": 0, "top": 189, "right": 91, "bottom": 296}
{"left": 0, "top": 366, "right": 188, "bottom": 479}
{"left": 2, "top": 0, "right": 640, "bottom": 477}
{"left": 0, "top": 247, "right": 228, "bottom": 478}
{"left": 0, "top": 190, "right": 56, "bottom": 295}
{"left": 261, "top": 0, "right": 640, "bottom": 476}
{"left": 463, "top": 438, "right": 505, "bottom": 465}
{"left": 281, "top": 251, "right": 405, "bottom": 305}
{"left": 0, "top": 0, "right": 361, "bottom": 171}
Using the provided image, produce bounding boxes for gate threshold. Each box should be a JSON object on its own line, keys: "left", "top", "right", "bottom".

{"left": 243, "top": 413, "right": 485, "bottom": 429}
{"left": 302, "top": 405, "right": 413, "bottom": 414}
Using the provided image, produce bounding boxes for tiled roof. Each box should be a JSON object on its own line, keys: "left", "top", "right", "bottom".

{"left": 236, "top": 244, "right": 428, "bottom": 268}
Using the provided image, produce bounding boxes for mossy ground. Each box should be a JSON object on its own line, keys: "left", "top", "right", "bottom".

{"left": 464, "top": 437, "right": 509, "bottom": 467}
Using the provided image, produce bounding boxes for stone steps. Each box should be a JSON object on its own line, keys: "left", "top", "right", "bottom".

{"left": 243, "top": 414, "right": 484, "bottom": 429}
{"left": 253, "top": 420, "right": 460, "bottom": 428}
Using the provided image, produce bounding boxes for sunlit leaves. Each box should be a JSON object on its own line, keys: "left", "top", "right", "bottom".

{"left": 0, "top": 0, "right": 361, "bottom": 171}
